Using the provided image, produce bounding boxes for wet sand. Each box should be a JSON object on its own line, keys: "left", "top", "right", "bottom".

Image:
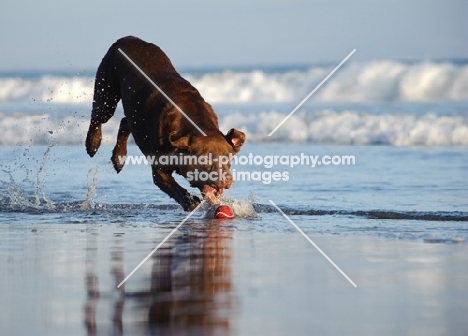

{"left": 1, "top": 221, "right": 467, "bottom": 335}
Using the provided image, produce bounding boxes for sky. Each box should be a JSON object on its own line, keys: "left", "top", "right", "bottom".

{"left": 1, "top": 0, "right": 467, "bottom": 71}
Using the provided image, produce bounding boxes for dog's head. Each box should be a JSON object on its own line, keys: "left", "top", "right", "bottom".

{"left": 170, "top": 129, "right": 245, "bottom": 204}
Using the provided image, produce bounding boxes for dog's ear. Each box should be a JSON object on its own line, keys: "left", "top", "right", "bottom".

{"left": 169, "top": 132, "right": 190, "bottom": 149}
{"left": 225, "top": 129, "right": 245, "bottom": 153}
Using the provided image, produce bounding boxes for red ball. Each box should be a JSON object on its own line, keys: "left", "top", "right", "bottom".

{"left": 215, "top": 205, "right": 234, "bottom": 219}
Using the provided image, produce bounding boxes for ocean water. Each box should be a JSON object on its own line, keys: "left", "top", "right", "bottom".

{"left": 1, "top": 143, "right": 467, "bottom": 241}
{"left": 1, "top": 61, "right": 468, "bottom": 335}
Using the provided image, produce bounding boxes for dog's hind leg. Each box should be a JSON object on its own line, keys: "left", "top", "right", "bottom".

{"left": 86, "top": 62, "right": 121, "bottom": 157}
{"left": 111, "top": 117, "right": 131, "bottom": 173}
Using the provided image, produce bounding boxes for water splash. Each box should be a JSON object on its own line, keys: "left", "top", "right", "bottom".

{"left": 0, "top": 170, "right": 31, "bottom": 209}
{"left": 0, "top": 146, "right": 56, "bottom": 211}
{"left": 33, "top": 145, "right": 55, "bottom": 208}
{"left": 202, "top": 191, "right": 258, "bottom": 219}
{"left": 81, "top": 167, "right": 99, "bottom": 210}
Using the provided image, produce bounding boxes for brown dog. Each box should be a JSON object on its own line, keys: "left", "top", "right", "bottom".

{"left": 85, "top": 36, "right": 245, "bottom": 211}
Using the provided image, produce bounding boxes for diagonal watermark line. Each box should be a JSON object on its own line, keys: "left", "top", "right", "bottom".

{"left": 118, "top": 48, "right": 207, "bottom": 136}
{"left": 269, "top": 200, "right": 357, "bottom": 287}
{"left": 117, "top": 200, "right": 206, "bottom": 288}
{"left": 268, "top": 49, "right": 356, "bottom": 136}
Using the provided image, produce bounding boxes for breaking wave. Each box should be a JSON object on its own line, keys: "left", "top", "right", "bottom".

{"left": 218, "top": 110, "right": 468, "bottom": 145}
{"left": 1, "top": 60, "right": 468, "bottom": 103}
{"left": 1, "top": 109, "right": 467, "bottom": 146}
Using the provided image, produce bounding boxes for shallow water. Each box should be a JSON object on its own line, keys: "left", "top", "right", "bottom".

{"left": 1, "top": 145, "right": 466, "bottom": 242}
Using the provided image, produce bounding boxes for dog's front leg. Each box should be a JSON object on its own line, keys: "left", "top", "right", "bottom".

{"left": 151, "top": 167, "right": 201, "bottom": 211}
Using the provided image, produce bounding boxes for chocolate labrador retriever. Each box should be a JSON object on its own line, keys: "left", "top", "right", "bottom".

{"left": 85, "top": 36, "right": 245, "bottom": 211}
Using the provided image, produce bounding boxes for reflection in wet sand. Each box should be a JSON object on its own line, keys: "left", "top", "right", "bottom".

{"left": 145, "top": 221, "right": 233, "bottom": 335}
{"left": 1, "top": 223, "right": 467, "bottom": 335}
{"left": 83, "top": 221, "right": 234, "bottom": 336}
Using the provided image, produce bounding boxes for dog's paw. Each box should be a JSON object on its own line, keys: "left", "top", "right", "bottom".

{"left": 111, "top": 151, "right": 125, "bottom": 173}
{"left": 183, "top": 194, "right": 201, "bottom": 212}
{"left": 85, "top": 124, "right": 102, "bottom": 157}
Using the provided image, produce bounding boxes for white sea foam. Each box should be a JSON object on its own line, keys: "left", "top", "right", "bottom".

{"left": 1, "top": 110, "right": 466, "bottom": 146}
{"left": 0, "top": 113, "right": 120, "bottom": 146}
{"left": 220, "top": 110, "right": 468, "bottom": 146}
{"left": 187, "top": 61, "right": 468, "bottom": 102}
{"left": 0, "top": 76, "right": 94, "bottom": 103}
{"left": 1, "top": 60, "right": 468, "bottom": 103}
